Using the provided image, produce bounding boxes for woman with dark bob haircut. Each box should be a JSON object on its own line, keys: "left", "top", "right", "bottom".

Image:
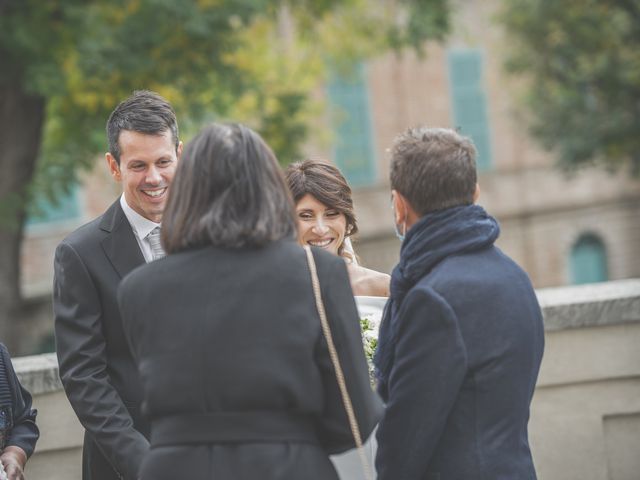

{"left": 117, "top": 123, "right": 382, "bottom": 480}
{"left": 286, "top": 160, "right": 390, "bottom": 297}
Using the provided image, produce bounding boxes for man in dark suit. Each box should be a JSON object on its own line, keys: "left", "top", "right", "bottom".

{"left": 374, "top": 127, "right": 545, "bottom": 479}
{"left": 54, "top": 90, "right": 182, "bottom": 480}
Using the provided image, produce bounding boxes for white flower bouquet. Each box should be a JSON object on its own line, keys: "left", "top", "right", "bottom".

{"left": 360, "top": 317, "right": 379, "bottom": 386}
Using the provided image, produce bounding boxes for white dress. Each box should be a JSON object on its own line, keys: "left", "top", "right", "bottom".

{"left": 354, "top": 296, "right": 386, "bottom": 336}
{"left": 330, "top": 296, "right": 387, "bottom": 480}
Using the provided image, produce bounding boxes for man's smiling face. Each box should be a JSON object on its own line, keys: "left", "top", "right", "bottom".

{"left": 107, "top": 129, "right": 181, "bottom": 223}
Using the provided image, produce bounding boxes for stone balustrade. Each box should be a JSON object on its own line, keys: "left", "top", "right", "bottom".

{"left": 12, "top": 278, "right": 640, "bottom": 480}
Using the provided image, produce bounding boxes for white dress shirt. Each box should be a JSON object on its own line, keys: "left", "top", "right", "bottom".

{"left": 120, "top": 194, "right": 161, "bottom": 263}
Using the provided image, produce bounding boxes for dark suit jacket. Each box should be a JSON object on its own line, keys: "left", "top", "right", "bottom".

{"left": 118, "top": 240, "right": 383, "bottom": 480}
{"left": 376, "top": 247, "right": 544, "bottom": 480}
{"left": 54, "top": 200, "right": 150, "bottom": 480}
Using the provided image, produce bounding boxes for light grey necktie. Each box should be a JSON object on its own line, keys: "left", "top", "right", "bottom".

{"left": 147, "top": 227, "right": 166, "bottom": 260}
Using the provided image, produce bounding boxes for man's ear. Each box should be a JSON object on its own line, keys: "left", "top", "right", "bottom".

{"left": 473, "top": 183, "right": 480, "bottom": 203}
{"left": 392, "top": 190, "right": 408, "bottom": 224}
{"left": 106, "top": 153, "right": 121, "bottom": 182}
{"left": 177, "top": 141, "right": 184, "bottom": 160}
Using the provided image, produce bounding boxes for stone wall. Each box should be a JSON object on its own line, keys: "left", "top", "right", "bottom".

{"left": 530, "top": 279, "right": 640, "bottom": 480}
{"left": 12, "top": 353, "right": 83, "bottom": 480}
{"left": 12, "top": 279, "right": 640, "bottom": 480}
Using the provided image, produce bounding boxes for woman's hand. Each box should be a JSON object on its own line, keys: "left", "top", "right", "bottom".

{"left": 0, "top": 446, "right": 27, "bottom": 480}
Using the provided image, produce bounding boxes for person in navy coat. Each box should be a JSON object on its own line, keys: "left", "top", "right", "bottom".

{"left": 374, "top": 127, "right": 545, "bottom": 480}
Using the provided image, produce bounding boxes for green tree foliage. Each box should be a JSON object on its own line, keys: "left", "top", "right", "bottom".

{"left": 500, "top": 0, "right": 640, "bottom": 174}
{"left": 1, "top": 0, "right": 450, "bottom": 202}
{"left": 0, "top": 0, "right": 450, "bottom": 348}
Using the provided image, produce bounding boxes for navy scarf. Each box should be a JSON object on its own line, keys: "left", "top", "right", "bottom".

{"left": 373, "top": 204, "right": 500, "bottom": 388}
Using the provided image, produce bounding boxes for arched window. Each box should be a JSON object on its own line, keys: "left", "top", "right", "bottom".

{"left": 570, "top": 233, "right": 608, "bottom": 285}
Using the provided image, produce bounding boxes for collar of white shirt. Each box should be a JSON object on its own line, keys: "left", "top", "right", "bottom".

{"left": 119, "top": 194, "right": 160, "bottom": 242}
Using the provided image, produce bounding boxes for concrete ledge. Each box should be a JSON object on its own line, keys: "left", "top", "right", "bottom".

{"left": 10, "top": 279, "right": 640, "bottom": 394}
{"left": 13, "top": 353, "right": 62, "bottom": 395}
{"left": 537, "top": 279, "right": 640, "bottom": 331}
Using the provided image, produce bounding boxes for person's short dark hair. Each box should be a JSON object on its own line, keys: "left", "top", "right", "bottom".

{"left": 106, "top": 90, "right": 179, "bottom": 164}
{"left": 162, "top": 123, "right": 296, "bottom": 253}
{"left": 390, "top": 127, "right": 478, "bottom": 214}
{"left": 284, "top": 160, "right": 358, "bottom": 255}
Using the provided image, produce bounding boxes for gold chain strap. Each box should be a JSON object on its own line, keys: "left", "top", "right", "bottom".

{"left": 304, "top": 246, "right": 374, "bottom": 480}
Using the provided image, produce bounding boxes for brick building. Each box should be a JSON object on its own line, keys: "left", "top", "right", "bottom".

{"left": 307, "top": 0, "right": 640, "bottom": 287}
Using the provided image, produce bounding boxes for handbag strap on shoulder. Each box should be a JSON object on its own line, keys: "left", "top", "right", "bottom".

{"left": 303, "top": 245, "right": 373, "bottom": 480}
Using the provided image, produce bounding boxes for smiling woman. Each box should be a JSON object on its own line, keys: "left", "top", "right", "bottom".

{"left": 285, "top": 160, "right": 389, "bottom": 297}
{"left": 285, "top": 160, "right": 388, "bottom": 479}
{"left": 296, "top": 193, "right": 348, "bottom": 255}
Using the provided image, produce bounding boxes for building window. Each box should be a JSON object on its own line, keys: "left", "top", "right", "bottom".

{"left": 27, "top": 185, "right": 81, "bottom": 226}
{"left": 447, "top": 49, "right": 493, "bottom": 171}
{"left": 570, "top": 233, "right": 608, "bottom": 284}
{"left": 326, "top": 63, "right": 377, "bottom": 187}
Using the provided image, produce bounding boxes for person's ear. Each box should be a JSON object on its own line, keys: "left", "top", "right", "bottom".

{"left": 473, "top": 183, "right": 480, "bottom": 203}
{"left": 177, "top": 141, "right": 184, "bottom": 160}
{"left": 106, "top": 153, "right": 121, "bottom": 182}
{"left": 392, "top": 190, "right": 408, "bottom": 224}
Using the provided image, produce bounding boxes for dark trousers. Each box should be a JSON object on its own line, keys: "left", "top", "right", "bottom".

{"left": 82, "top": 432, "right": 121, "bottom": 480}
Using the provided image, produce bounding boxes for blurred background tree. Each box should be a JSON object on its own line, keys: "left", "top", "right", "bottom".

{"left": 501, "top": 0, "right": 640, "bottom": 175}
{"left": 0, "top": 0, "right": 450, "bottom": 344}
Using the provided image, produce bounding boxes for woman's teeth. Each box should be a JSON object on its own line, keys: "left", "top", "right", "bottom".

{"left": 308, "top": 239, "right": 332, "bottom": 247}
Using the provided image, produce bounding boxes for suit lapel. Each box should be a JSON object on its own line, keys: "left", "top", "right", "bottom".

{"left": 100, "top": 200, "right": 146, "bottom": 279}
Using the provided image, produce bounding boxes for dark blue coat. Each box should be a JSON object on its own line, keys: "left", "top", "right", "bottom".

{"left": 375, "top": 206, "right": 544, "bottom": 479}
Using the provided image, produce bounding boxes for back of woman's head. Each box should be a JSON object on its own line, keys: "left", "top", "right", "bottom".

{"left": 162, "top": 123, "right": 296, "bottom": 253}
{"left": 284, "top": 160, "right": 358, "bottom": 239}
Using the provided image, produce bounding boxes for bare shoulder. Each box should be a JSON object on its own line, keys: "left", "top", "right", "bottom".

{"left": 347, "top": 263, "right": 390, "bottom": 297}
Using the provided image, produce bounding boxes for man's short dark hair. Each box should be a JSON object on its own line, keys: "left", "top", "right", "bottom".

{"left": 161, "top": 123, "right": 297, "bottom": 253}
{"left": 106, "top": 90, "right": 179, "bottom": 164}
{"left": 390, "top": 127, "right": 478, "bottom": 214}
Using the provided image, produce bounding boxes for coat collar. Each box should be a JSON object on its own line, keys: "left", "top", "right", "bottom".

{"left": 99, "top": 200, "right": 146, "bottom": 279}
